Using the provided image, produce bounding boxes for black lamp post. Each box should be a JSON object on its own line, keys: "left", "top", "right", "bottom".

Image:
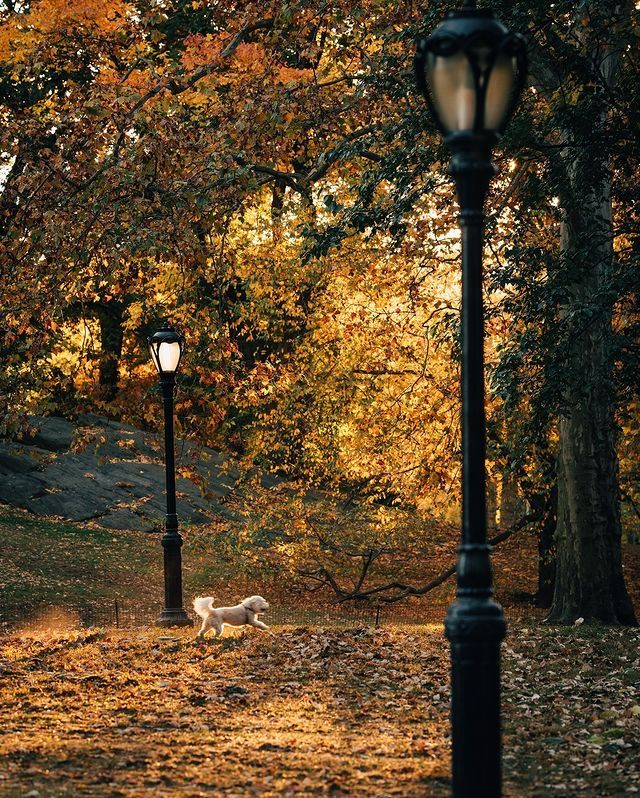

{"left": 149, "top": 322, "right": 192, "bottom": 628}
{"left": 415, "top": 3, "right": 526, "bottom": 796}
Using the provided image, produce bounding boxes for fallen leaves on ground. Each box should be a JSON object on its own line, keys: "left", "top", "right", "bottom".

{"left": 0, "top": 624, "right": 638, "bottom": 797}
{"left": 502, "top": 625, "right": 640, "bottom": 797}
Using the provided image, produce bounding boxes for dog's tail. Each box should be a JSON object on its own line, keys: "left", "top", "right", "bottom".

{"left": 193, "top": 596, "right": 214, "bottom": 619}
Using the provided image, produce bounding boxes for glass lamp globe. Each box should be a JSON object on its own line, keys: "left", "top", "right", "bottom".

{"left": 415, "top": 6, "right": 527, "bottom": 138}
{"left": 149, "top": 323, "right": 184, "bottom": 377}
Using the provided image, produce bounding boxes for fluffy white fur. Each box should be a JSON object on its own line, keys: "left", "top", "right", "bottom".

{"left": 193, "top": 595, "right": 271, "bottom": 638}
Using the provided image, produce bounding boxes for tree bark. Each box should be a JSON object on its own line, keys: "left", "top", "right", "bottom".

{"left": 551, "top": 395, "right": 635, "bottom": 622}
{"left": 95, "top": 301, "right": 125, "bottom": 402}
{"left": 499, "top": 472, "right": 521, "bottom": 531}
{"left": 547, "top": 3, "right": 635, "bottom": 624}
{"left": 534, "top": 483, "right": 556, "bottom": 609}
{"left": 486, "top": 476, "right": 498, "bottom": 531}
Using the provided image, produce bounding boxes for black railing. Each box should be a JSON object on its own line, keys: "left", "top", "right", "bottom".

{"left": 0, "top": 600, "right": 547, "bottom": 635}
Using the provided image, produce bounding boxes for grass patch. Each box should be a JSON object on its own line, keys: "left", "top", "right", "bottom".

{"left": 0, "top": 508, "right": 273, "bottom": 625}
{"left": 0, "top": 508, "right": 161, "bottom": 612}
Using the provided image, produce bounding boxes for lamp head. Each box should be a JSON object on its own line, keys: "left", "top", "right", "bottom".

{"left": 149, "top": 322, "right": 184, "bottom": 378}
{"left": 415, "top": 3, "right": 527, "bottom": 142}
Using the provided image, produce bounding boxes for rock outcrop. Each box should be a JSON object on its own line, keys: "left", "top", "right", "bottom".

{"left": 0, "top": 415, "right": 264, "bottom": 532}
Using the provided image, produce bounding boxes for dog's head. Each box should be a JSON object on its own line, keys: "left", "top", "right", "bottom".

{"left": 242, "top": 595, "right": 269, "bottom": 614}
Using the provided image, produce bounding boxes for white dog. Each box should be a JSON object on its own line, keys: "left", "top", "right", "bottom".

{"left": 193, "top": 595, "right": 272, "bottom": 638}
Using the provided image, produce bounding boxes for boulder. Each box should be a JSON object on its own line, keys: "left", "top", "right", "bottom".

{"left": 0, "top": 444, "right": 50, "bottom": 474}
{"left": 98, "top": 508, "right": 159, "bottom": 533}
{"left": 20, "top": 416, "right": 75, "bottom": 452}
{"left": 0, "top": 473, "right": 48, "bottom": 506}
{"left": 0, "top": 414, "right": 242, "bottom": 531}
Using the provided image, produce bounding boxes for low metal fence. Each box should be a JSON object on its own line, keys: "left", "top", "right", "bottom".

{"left": 0, "top": 600, "right": 547, "bottom": 635}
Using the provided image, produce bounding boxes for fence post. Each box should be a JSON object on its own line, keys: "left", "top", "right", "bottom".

{"left": 375, "top": 605, "right": 381, "bottom": 628}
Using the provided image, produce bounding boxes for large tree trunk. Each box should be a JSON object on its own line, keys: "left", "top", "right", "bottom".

{"left": 547, "top": 7, "right": 635, "bottom": 622}
{"left": 551, "top": 392, "right": 634, "bottom": 622}
{"left": 551, "top": 393, "right": 634, "bottom": 622}
{"left": 548, "top": 168, "right": 635, "bottom": 622}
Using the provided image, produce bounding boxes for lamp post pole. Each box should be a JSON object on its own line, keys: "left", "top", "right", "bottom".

{"left": 158, "top": 370, "right": 191, "bottom": 627}
{"left": 446, "top": 133, "right": 505, "bottom": 797}
{"left": 149, "top": 323, "right": 192, "bottom": 628}
{"left": 414, "top": 5, "right": 526, "bottom": 796}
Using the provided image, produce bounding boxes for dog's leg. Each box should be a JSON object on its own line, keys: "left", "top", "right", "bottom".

{"left": 196, "top": 615, "right": 216, "bottom": 639}
{"left": 250, "top": 619, "right": 275, "bottom": 636}
{"left": 195, "top": 618, "right": 208, "bottom": 638}
{"left": 212, "top": 619, "right": 223, "bottom": 638}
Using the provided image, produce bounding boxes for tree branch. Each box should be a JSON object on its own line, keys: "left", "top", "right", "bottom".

{"left": 621, "top": 489, "right": 640, "bottom": 523}
{"left": 304, "top": 511, "right": 540, "bottom": 605}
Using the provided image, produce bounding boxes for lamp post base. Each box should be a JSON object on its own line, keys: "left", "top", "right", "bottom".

{"left": 156, "top": 608, "right": 193, "bottom": 627}
{"left": 445, "top": 546, "right": 507, "bottom": 798}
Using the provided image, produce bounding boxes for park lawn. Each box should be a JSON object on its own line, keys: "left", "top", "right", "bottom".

{"left": 0, "top": 625, "right": 638, "bottom": 798}
{"left": 2, "top": 503, "right": 639, "bottom": 632}
{"left": 0, "top": 504, "right": 546, "bottom": 620}
{"left": 0, "top": 507, "right": 264, "bottom": 619}
{"left": 0, "top": 509, "right": 161, "bottom": 612}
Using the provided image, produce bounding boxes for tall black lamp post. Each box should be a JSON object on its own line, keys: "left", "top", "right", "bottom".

{"left": 149, "top": 322, "right": 193, "bottom": 628}
{"left": 415, "top": 3, "right": 526, "bottom": 796}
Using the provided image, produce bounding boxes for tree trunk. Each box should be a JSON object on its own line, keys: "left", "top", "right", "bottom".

{"left": 546, "top": 0, "right": 636, "bottom": 626}
{"left": 551, "top": 340, "right": 636, "bottom": 622}
{"left": 551, "top": 402, "right": 635, "bottom": 623}
{"left": 548, "top": 127, "right": 633, "bottom": 617}
{"left": 486, "top": 476, "right": 498, "bottom": 532}
{"left": 499, "top": 472, "right": 521, "bottom": 531}
{"left": 95, "top": 301, "right": 124, "bottom": 402}
{"left": 535, "top": 483, "right": 556, "bottom": 609}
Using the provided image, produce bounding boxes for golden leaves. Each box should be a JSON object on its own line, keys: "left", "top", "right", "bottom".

{"left": 181, "top": 33, "right": 223, "bottom": 71}
{"left": 0, "top": 0, "right": 132, "bottom": 67}
{"left": 275, "top": 65, "right": 313, "bottom": 87}
{"left": 0, "top": 627, "right": 453, "bottom": 795}
{"left": 1, "top": 624, "right": 639, "bottom": 795}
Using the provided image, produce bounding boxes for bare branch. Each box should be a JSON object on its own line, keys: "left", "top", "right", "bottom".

{"left": 305, "top": 511, "right": 540, "bottom": 605}
{"left": 220, "top": 19, "right": 274, "bottom": 58}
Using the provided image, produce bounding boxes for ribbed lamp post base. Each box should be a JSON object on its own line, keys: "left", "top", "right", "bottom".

{"left": 157, "top": 608, "right": 193, "bottom": 627}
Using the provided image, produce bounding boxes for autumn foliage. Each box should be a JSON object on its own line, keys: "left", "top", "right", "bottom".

{"left": 1, "top": 1, "right": 639, "bottom": 617}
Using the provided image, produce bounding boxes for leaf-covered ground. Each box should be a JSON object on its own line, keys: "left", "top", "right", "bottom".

{"left": 0, "top": 624, "right": 638, "bottom": 797}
